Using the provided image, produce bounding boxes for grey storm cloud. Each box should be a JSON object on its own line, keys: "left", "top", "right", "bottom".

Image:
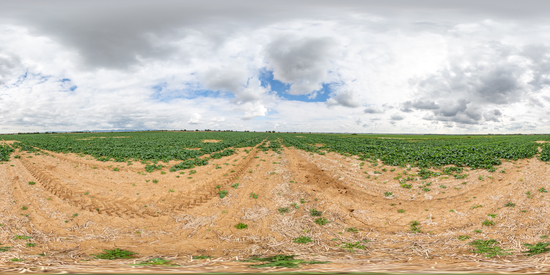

{"left": 266, "top": 36, "right": 336, "bottom": 95}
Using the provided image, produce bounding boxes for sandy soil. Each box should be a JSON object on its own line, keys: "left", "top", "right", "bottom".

{"left": 1, "top": 142, "right": 550, "bottom": 273}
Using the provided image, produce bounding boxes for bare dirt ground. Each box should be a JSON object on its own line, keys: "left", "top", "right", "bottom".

{"left": 1, "top": 143, "right": 550, "bottom": 273}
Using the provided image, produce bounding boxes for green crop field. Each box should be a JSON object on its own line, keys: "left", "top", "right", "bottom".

{"left": 3, "top": 132, "right": 550, "bottom": 171}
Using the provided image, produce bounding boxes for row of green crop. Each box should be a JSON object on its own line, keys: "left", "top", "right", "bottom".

{"left": 5, "top": 132, "right": 268, "bottom": 164}
{"left": 4, "top": 132, "right": 550, "bottom": 171}
{"left": 541, "top": 144, "right": 550, "bottom": 162}
{"left": 279, "top": 134, "right": 549, "bottom": 170}
{"left": 0, "top": 144, "right": 14, "bottom": 162}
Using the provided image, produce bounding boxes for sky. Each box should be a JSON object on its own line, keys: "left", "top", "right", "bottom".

{"left": 1, "top": 0, "right": 550, "bottom": 134}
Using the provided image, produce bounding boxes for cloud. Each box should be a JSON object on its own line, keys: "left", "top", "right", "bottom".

{"left": 0, "top": 54, "right": 22, "bottom": 85}
{"left": 2, "top": 1, "right": 550, "bottom": 134}
{"left": 483, "top": 109, "right": 502, "bottom": 122}
{"left": 364, "top": 106, "right": 384, "bottom": 114}
{"left": 326, "top": 89, "right": 361, "bottom": 108}
{"left": 390, "top": 114, "right": 404, "bottom": 120}
{"left": 266, "top": 36, "right": 336, "bottom": 95}
{"left": 241, "top": 102, "right": 267, "bottom": 120}
{"left": 188, "top": 113, "right": 202, "bottom": 124}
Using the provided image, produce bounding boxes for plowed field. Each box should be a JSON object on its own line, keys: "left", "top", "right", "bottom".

{"left": 1, "top": 134, "right": 550, "bottom": 273}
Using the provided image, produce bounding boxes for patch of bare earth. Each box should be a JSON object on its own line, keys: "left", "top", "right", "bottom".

{"left": 202, "top": 139, "right": 221, "bottom": 143}
{"left": 1, "top": 145, "right": 550, "bottom": 273}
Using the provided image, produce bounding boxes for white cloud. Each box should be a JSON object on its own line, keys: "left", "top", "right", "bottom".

{"left": 1, "top": 2, "right": 550, "bottom": 134}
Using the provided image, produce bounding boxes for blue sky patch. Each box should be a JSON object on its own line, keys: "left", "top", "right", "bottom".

{"left": 259, "top": 69, "right": 331, "bottom": 102}
{"left": 151, "top": 82, "right": 235, "bottom": 102}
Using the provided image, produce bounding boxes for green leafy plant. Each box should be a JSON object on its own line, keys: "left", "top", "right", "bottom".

{"left": 345, "top": 227, "right": 358, "bottom": 233}
{"left": 242, "top": 254, "right": 329, "bottom": 268}
{"left": 523, "top": 242, "right": 550, "bottom": 256}
{"left": 13, "top": 235, "right": 32, "bottom": 240}
{"left": 293, "top": 236, "right": 313, "bottom": 244}
{"left": 314, "top": 218, "right": 330, "bottom": 226}
{"left": 28, "top": 181, "right": 36, "bottom": 185}
{"left": 469, "top": 239, "right": 512, "bottom": 257}
{"left": 309, "top": 209, "right": 322, "bottom": 216}
{"left": 340, "top": 241, "right": 367, "bottom": 252}
{"left": 409, "top": 220, "right": 422, "bottom": 234}
{"left": 384, "top": 191, "right": 393, "bottom": 197}
{"left": 0, "top": 246, "right": 11, "bottom": 252}
{"left": 278, "top": 207, "right": 289, "bottom": 214}
{"left": 231, "top": 183, "right": 239, "bottom": 188}
{"left": 482, "top": 220, "right": 495, "bottom": 226}
{"left": 291, "top": 203, "right": 299, "bottom": 209}
{"left": 235, "top": 223, "right": 248, "bottom": 229}
{"left": 249, "top": 192, "right": 258, "bottom": 199}
{"left": 504, "top": 202, "right": 516, "bottom": 207}
{"left": 458, "top": 235, "right": 470, "bottom": 241}
{"left": 193, "top": 255, "right": 212, "bottom": 259}
{"left": 91, "top": 248, "right": 138, "bottom": 260}
{"left": 218, "top": 190, "right": 228, "bottom": 198}
{"left": 539, "top": 187, "right": 548, "bottom": 193}
{"left": 487, "top": 213, "right": 497, "bottom": 218}
{"left": 132, "top": 257, "right": 178, "bottom": 266}
{"left": 397, "top": 209, "right": 405, "bottom": 213}
{"left": 25, "top": 243, "right": 36, "bottom": 247}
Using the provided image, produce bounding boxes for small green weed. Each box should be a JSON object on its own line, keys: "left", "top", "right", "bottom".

{"left": 458, "top": 235, "right": 470, "bottom": 241}
{"left": 25, "top": 243, "right": 36, "bottom": 247}
{"left": 235, "top": 223, "right": 248, "bottom": 229}
{"left": 250, "top": 192, "right": 258, "bottom": 199}
{"left": 193, "top": 255, "right": 213, "bottom": 259}
{"left": 314, "top": 218, "right": 330, "bottom": 225}
{"left": 218, "top": 190, "right": 228, "bottom": 198}
{"left": 409, "top": 220, "right": 422, "bottom": 234}
{"left": 91, "top": 248, "right": 137, "bottom": 259}
{"left": 469, "top": 239, "right": 512, "bottom": 257}
{"left": 345, "top": 227, "right": 358, "bottom": 233}
{"left": 482, "top": 220, "right": 495, "bottom": 226}
{"left": 293, "top": 236, "right": 313, "bottom": 244}
{"left": 384, "top": 191, "right": 393, "bottom": 197}
{"left": 231, "top": 183, "right": 239, "bottom": 188}
{"left": 487, "top": 214, "right": 497, "bottom": 218}
{"left": 10, "top": 258, "right": 25, "bottom": 262}
{"left": 13, "top": 235, "right": 32, "bottom": 240}
{"left": 504, "top": 202, "right": 516, "bottom": 207}
{"left": 309, "top": 209, "right": 322, "bottom": 216}
{"left": 397, "top": 209, "right": 405, "bottom": 213}
{"left": 132, "top": 257, "right": 177, "bottom": 266}
{"left": 278, "top": 207, "right": 289, "bottom": 214}
{"left": 291, "top": 203, "right": 299, "bottom": 209}
{"left": 523, "top": 242, "right": 550, "bottom": 256}
{"left": 340, "top": 241, "right": 367, "bottom": 252}
{"left": 28, "top": 181, "right": 36, "bottom": 185}
{"left": 0, "top": 246, "right": 11, "bottom": 252}
{"left": 242, "top": 254, "right": 329, "bottom": 268}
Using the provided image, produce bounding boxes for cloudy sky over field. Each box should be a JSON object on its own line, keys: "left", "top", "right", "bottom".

{"left": 1, "top": 0, "right": 550, "bottom": 134}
